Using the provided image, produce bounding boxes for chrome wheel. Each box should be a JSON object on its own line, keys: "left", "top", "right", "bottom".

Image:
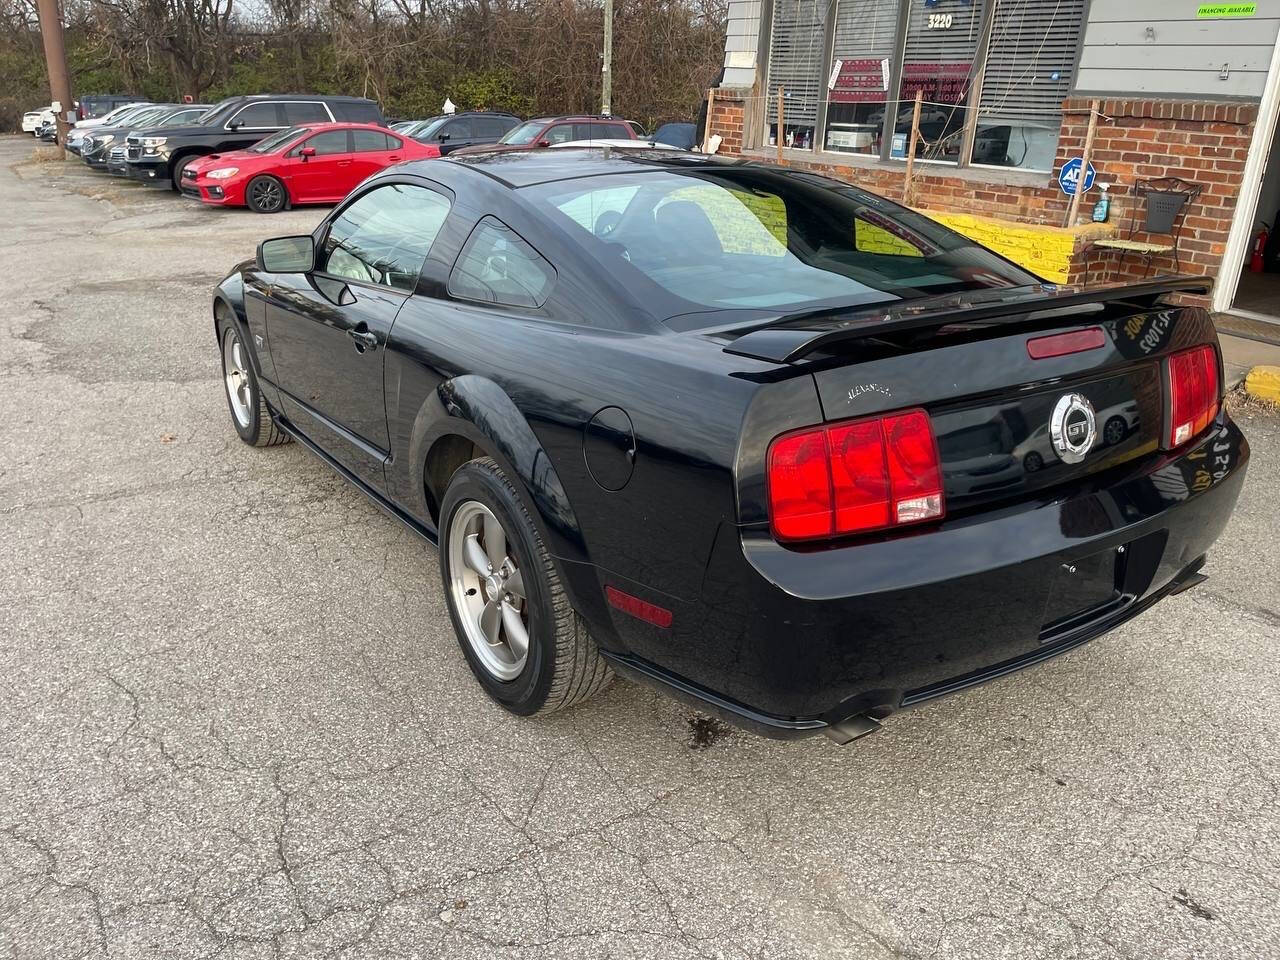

{"left": 222, "top": 330, "right": 252, "bottom": 429}
{"left": 448, "top": 501, "right": 529, "bottom": 681}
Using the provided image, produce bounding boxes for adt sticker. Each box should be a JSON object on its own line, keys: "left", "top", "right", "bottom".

{"left": 1058, "top": 157, "right": 1096, "bottom": 196}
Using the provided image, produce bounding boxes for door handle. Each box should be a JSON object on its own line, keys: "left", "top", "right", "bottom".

{"left": 348, "top": 323, "right": 378, "bottom": 353}
{"left": 388, "top": 155, "right": 401, "bottom": 161}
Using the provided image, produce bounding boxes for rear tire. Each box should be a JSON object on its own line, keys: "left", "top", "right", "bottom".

{"left": 439, "top": 457, "right": 612, "bottom": 716}
{"left": 218, "top": 319, "right": 288, "bottom": 447}
{"left": 246, "top": 175, "right": 287, "bottom": 214}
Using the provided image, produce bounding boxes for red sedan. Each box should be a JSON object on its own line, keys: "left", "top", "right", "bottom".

{"left": 181, "top": 123, "right": 437, "bottom": 213}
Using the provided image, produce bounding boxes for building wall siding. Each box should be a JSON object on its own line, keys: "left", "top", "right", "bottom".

{"left": 1075, "top": 0, "right": 1280, "bottom": 98}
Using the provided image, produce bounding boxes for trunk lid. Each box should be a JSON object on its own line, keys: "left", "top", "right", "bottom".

{"left": 726, "top": 280, "right": 1216, "bottom": 515}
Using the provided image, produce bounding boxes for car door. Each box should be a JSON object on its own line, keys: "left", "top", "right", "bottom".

{"left": 349, "top": 130, "right": 402, "bottom": 185}
{"left": 264, "top": 181, "right": 453, "bottom": 489}
{"left": 437, "top": 117, "right": 475, "bottom": 154}
{"left": 285, "top": 129, "right": 352, "bottom": 202}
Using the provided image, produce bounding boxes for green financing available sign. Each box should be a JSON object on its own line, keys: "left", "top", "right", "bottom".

{"left": 1196, "top": 3, "right": 1257, "bottom": 15}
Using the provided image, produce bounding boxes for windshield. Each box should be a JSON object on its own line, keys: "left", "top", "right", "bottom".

{"left": 96, "top": 105, "right": 139, "bottom": 124}
{"left": 158, "top": 108, "right": 205, "bottom": 127}
{"left": 499, "top": 120, "right": 548, "bottom": 145}
{"left": 526, "top": 166, "right": 1038, "bottom": 325}
{"left": 249, "top": 126, "right": 308, "bottom": 154}
{"left": 199, "top": 98, "right": 240, "bottom": 126}
{"left": 121, "top": 107, "right": 167, "bottom": 127}
{"left": 412, "top": 116, "right": 449, "bottom": 140}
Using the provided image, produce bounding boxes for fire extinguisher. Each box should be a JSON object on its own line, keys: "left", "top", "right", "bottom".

{"left": 1252, "top": 224, "right": 1269, "bottom": 273}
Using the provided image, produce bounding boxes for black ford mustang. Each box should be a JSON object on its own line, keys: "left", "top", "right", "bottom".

{"left": 212, "top": 149, "right": 1248, "bottom": 741}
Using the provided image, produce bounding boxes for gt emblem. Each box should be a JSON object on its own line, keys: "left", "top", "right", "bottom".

{"left": 1050, "top": 393, "right": 1097, "bottom": 464}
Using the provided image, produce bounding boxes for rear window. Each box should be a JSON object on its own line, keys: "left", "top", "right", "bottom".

{"left": 526, "top": 169, "right": 1037, "bottom": 325}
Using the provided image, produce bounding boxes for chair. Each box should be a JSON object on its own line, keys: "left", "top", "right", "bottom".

{"left": 1087, "top": 177, "right": 1202, "bottom": 280}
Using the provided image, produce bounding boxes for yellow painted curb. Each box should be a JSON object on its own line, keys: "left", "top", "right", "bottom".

{"left": 1244, "top": 365, "right": 1280, "bottom": 403}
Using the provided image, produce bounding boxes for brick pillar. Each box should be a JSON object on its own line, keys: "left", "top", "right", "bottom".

{"left": 707, "top": 89, "right": 747, "bottom": 156}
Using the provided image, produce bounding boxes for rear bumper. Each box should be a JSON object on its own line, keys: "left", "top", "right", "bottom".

{"left": 597, "top": 416, "right": 1249, "bottom": 738}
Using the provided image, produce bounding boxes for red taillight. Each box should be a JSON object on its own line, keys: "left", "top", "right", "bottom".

{"left": 767, "top": 408, "right": 944, "bottom": 541}
{"left": 1166, "top": 345, "right": 1219, "bottom": 448}
{"left": 1027, "top": 326, "right": 1106, "bottom": 359}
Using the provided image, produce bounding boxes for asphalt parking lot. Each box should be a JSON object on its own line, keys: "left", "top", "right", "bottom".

{"left": 1, "top": 134, "right": 1278, "bottom": 960}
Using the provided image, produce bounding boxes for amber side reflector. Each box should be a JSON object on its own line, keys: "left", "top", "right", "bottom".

{"left": 605, "top": 586, "right": 673, "bottom": 628}
{"left": 1027, "top": 327, "right": 1107, "bottom": 359}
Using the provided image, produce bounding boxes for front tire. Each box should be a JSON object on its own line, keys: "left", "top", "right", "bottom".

{"left": 439, "top": 458, "right": 612, "bottom": 716}
{"left": 219, "top": 321, "right": 288, "bottom": 447}
{"left": 170, "top": 154, "right": 199, "bottom": 191}
{"left": 246, "top": 175, "right": 287, "bottom": 214}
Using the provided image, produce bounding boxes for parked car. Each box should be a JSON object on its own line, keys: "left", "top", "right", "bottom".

{"left": 182, "top": 122, "right": 434, "bottom": 213}
{"left": 83, "top": 104, "right": 208, "bottom": 170}
{"left": 66, "top": 102, "right": 152, "bottom": 154}
{"left": 450, "top": 115, "right": 637, "bottom": 155}
{"left": 653, "top": 122, "right": 697, "bottom": 150}
{"left": 80, "top": 104, "right": 178, "bottom": 166}
{"left": 102, "top": 105, "right": 211, "bottom": 177}
{"left": 123, "top": 94, "right": 386, "bottom": 190}
{"left": 549, "top": 139, "right": 684, "bottom": 151}
{"left": 78, "top": 94, "right": 140, "bottom": 121}
{"left": 23, "top": 108, "right": 54, "bottom": 135}
{"left": 408, "top": 112, "right": 521, "bottom": 155}
{"left": 210, "top": 150, "right": 1247, "bottom": 739}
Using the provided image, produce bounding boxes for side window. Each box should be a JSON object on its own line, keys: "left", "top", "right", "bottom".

{"left": 543, "top": 123, "right": 577, "bottom": 145}
{"left": 282, "top": 101, "right": 330, "bottom": 124}
{"left": 352, "top": 130, "right": 392, "bottom": 152}
{"left": 593, "top": 122, "right": 630, "bottom": 139}
{"left": 317, "top": 183, "right": 451, "bottom": 292}
{"left": 475, "top": 116, "right": 512, "bottom": 138}
{"left": 231, "top": 102, "right": 281, "bottom": 129}
{"left": 296, "top": 130, "right": 349, "bottom": 156}
{"left": 333, "top": 101, "right": 381, "bottom": 123}
{"left": 448, "top": 217, "right": 555, "bottom": 309}
{"left": 444, "top": 118, "right": 473, "bottom": 140}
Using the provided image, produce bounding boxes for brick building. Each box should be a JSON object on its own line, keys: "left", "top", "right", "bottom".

{"left": 707, "top": 0, "right": 1280, "bottom": 328}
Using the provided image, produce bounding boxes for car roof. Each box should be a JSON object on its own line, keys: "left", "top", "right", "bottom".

{"left": 431, "top": 147, "right": 727, "bottom": 188}
{"left": 290, "top": 121, "right": 393, "bottom": 130}
{"left": 225, "top": 93, "right": 378, "bottom": 103}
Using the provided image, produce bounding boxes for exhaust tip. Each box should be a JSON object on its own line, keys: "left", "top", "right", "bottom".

{"left": 824, "top": 714, "right": 881, "bottom": 745}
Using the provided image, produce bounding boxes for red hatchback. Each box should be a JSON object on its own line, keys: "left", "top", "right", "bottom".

{"left": 182, "top": 123, "right": 437, "bottom": 213}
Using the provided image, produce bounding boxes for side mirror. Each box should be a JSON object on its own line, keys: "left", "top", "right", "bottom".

{"left": 228, "top": 119, "right": 242, "bottom": 130}
{"left": 438, "top": 132, "right": 450, "bottom": 141}
{"left": 299, "top": 146, "right": 316, "bottom": 160}
{"left": 536, "top": 139, "right": 551, "bottom": 148}
{"left": 257, "top": 235, "right": 314, "bottom": 273}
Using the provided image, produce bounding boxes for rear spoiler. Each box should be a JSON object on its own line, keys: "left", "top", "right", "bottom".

{"left": 721, "top": 276, "right": 1211, "bottom": 364}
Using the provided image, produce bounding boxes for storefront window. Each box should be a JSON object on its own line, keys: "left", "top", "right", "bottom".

{"left": 766, "top": 0, "right": 827, "bottom": 150}
{"left": 973, "top": 0, "right": 1085, "bottom": 170}
{"left": 824, "top": 0, "right": 899, "bottom": 156}
{"left": 893, "top": 0, "right": 986, "bottom": 165}
{"left": 764, "top": 0, "right": 1085, "bottom": 169}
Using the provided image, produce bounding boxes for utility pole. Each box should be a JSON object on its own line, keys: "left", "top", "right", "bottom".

{"left": 601, "top": 0, "right": 613, "bottom": 116}
{"left": 35, "top": 0, "right": 74, "bottom": 155}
